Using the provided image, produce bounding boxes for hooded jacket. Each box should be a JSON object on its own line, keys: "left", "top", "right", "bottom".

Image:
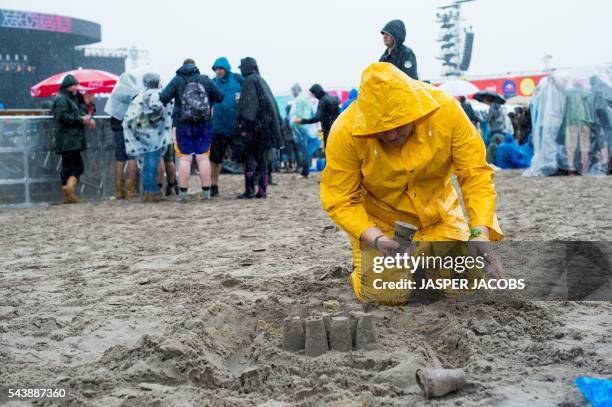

{"left": 300, "top": 84, "right": 340, "bottom": 138}
{"left": 321, "top": 63, "right": 503, "bottom": 243}
{"left": 236, "top": 57, "right": 282, "bottom": 149}
{"left": 211, "top": 57, "right": 243, "bottom": 136}
{"left": 51, "top": 74, "right": 87, "bottom": 153}
{"left": 159, "top": 63, "right": 224, "bottom": 127}
{"left": 379, "top": 20, "right": 418, "bottom": 80}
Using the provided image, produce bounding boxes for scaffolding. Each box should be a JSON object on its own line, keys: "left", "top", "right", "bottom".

{"left": 436, "top": 0, "right": 476, "bottom": 78}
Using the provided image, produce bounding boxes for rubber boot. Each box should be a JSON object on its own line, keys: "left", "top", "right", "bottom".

{"left": 63, "top": 176, "right": 80, "bottom": 204}
{"left": 62, "top": 185, "right": 76, "bottom": 204}
{"left": 269, "top": 172, "right": 277, "bottom": 186}
{"left": 115, "top": 178, "right": 125, "bottom": 200}
{"left": 256, "top": 174, "right": 268, "bottom": 198}
{"left": 237, "top": 173, "right": 255, "bottom": 199}
{"left": 125, "top": 178, "right": 138, "bottom": 199}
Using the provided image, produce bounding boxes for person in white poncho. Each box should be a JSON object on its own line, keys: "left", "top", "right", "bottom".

{"left": 122, "top": 73, "right": 173, "bottom": 202}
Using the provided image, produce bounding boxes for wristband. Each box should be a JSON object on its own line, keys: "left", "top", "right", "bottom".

{"left": 374, "top": 235, "right": 385, "bottom": 251}
{"left": 469, "top": 228, "right": 483, "bottom": 239}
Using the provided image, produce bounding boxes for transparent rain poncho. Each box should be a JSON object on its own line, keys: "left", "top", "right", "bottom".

{"left": 122, "top": 73, "right": 173, "bottom": 167}
{"left": 103, "top": 72, "right": 143, "bottom": 121}
{"left": 524, "top": 66, "right": 612, "bottom": 176}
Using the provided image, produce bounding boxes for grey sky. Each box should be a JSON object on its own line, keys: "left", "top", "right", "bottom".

{"left": 4, "top": 0, "right": 612, "bottom": 93}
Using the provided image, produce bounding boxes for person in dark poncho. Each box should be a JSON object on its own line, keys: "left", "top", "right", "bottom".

{"left": 236, "top": 57, "right": 282, "bottom": 199}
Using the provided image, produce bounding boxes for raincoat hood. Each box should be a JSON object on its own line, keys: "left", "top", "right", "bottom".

{"left": 381, "top": 19, "right": 406, "bottom": 47}
{"left": 239, "top": 57, "right": 259, "bottom": 77}
{"left": 503, "top": 134, "right": 514, "bottom": 144}
{"left": 291, "top": 83, "right": 302, "bottom": 96}
{"left": 351, "top": 62, "right": 439, "bottom": 136}
{"left": 60, "top": 74, "right": 79, "bottom": 90}
{"left": 212, "top": 57, "right": 231, "bottom": 72}
{"left": 143, "top": 72, "right": 160, "bottom": 89}
{"left": 104, "top": 72, "right": 142, "bottom": 120}
{"left": 309, "top": 84, "right": 326, "bottom": 99}
{"left": 176, "top": 63, "right": 200, "bottom": 77}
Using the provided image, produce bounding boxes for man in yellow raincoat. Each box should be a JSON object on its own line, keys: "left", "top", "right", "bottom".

{"left": 320, "top": 63, "right": 503, "bottom": 303}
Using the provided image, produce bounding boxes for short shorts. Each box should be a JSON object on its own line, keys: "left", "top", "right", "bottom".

{"left": 174, "top": 123, "right": 213, "bottom": 157}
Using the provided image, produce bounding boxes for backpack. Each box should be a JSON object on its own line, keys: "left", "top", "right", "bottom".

{"left": 180, "top": 78, "right": 211, "bottom": 123}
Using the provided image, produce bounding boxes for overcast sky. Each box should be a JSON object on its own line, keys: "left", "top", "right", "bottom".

{"left": 4, "top": 0, "right": 612, "bottom": 93}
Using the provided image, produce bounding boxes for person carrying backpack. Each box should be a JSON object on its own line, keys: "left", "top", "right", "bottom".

{"left": 160, "top": 58, "right": 224, "bottom": 202}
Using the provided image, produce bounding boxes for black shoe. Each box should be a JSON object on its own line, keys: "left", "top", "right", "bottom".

{"left": 237, "top": 192, "right": 255, "bottom": 199}
{"left": 211, "top": 185, "right": 219, "bottom": 197}
{"left": 165, "top": 182, "right": 177, "bottom": 196}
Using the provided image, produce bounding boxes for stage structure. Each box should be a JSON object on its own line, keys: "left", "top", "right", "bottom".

{"left": 436, "top": 0, "right": 476, "bottom": 77}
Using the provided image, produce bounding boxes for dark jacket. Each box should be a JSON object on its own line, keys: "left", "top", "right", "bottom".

{"left": 236, "top": 57, "right": 282, "bottom": 150}
{"left": 300, "top": 84, "right": 340, "bottom": 137}
{"left": 159, "top": 63, "right": 224, "bottom": 127}
{"left": 211, "top": 57, "right": 243, "bottom": 136}
{"left": 379, "top": 20, "right": 418, "bottom": 80}
{"left": 51, "top": 74, "right": 87, "bottom": 153}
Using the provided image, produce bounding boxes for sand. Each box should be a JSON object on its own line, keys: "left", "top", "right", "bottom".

{"left": 0, "top": 170, "right": 611, "bottom": 406}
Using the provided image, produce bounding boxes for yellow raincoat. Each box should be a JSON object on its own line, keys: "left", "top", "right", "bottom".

{"left": 320, "top": 63, "right": 503, "bottom": 302}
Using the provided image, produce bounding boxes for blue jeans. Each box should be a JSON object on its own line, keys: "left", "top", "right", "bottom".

{"left": 143, "top": 149, "right": 162, "bottom": 193}
{"left": 293, "top": 126, "right": 311, "bottom": 177}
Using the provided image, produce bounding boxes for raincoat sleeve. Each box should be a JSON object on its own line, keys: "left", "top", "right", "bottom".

{"left": 449, "top": 101, "right": 503, "bottom": 240}
{"left": 320, "top": 129, "right": 377, "bottom": 240}
{"left": 159, "top": 78, "right": 177, "bottom": 105}
{"left": 300, "top": 101, "right": 323, "bottom": 125}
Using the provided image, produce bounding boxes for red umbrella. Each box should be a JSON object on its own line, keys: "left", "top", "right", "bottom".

{"left": 30, "top": 69, "right": 119, "bottom": 98}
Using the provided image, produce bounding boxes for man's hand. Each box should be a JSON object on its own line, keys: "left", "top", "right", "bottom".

{"left": 467, "top": 226, "right": 504, "bottom": 278}
{"left": 360, "top": 227, "right": 400, "bottom": 255}
{"left": 292, "top": 117, "right": 302, "bottom": 124}
{"left": 82, "top": 116, "right": 95, "bottom": 129}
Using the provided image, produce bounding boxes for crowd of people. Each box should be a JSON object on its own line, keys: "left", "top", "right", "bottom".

{"left": 458, "top": 95, "right": 534, "bottom": 170}
{"left": 51, "top": 18, "right": 418, "bottom": 204}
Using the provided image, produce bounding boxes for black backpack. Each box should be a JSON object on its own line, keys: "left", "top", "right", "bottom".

{"left": 180, "top": 78, "right": 211, "bottom": 123}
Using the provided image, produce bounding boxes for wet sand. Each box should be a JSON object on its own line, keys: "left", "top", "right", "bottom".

{"left": 0, "top": 170, "right": 611, "bottom": 406}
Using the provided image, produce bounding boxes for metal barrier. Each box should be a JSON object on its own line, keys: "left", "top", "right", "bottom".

{"left": 0, "top": 116, "right": 115, "bottom": 207}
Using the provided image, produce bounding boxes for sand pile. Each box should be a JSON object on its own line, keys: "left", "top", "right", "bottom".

{"left": 0, "top": 171, "right": 611, "bottom": 406}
